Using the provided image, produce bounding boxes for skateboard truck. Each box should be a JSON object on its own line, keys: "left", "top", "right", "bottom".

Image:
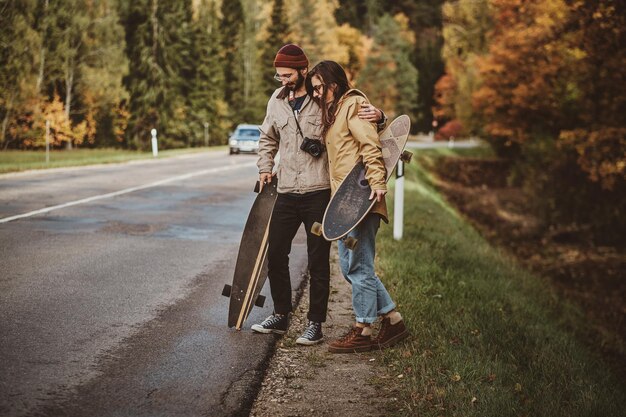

{"left": 222, "top": 284, "right": 266, "bottom": 308}
{"left": 311, "top": 222, "right": 322, "bottom": 236}
{"left": 400, "top": 150, "right": 413, "bottom": 163}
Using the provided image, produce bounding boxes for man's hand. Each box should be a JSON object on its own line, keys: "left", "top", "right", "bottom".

{"left": 259, "top": 172, "right": 273, "bottom": 192}
{"left": 358, "top": 103, "right": 383, "bottom": 123}
{"left": 369, "top": 188, "right": 387, "bottom": 203}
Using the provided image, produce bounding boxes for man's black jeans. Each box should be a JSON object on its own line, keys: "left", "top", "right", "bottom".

{"left": 267, "top": 189, "right": 331, "bottom": 323}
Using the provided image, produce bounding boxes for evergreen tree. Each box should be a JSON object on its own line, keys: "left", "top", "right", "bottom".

{"left": 260, "top": 0, "right": 290, "bottom": 98}
{"left": 188, "top": 0, "right": 229, "bottom": 146}
{"left": 158, "top": 0, "right": 194, "bottom": 146}
{"left": 357, "top": 14, "right": 418, "bottom": 123}
{"left": 119, "top": 0, "right": 194, "bottom": 149}
{"left": 119, "top": 0, "right": 166, "bottom": 149}
{"left": 220, "top": 0, "right": 245, "bottom": 126}
{"left": 240, "top": 0, "right": 268, "bottom": 124}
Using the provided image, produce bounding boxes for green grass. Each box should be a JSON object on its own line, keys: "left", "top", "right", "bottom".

{"left": 377, "top": 147, "right": 624, "bottom": 416}
{"left": 0, "top": 146, "right": 227, "bottom": 174}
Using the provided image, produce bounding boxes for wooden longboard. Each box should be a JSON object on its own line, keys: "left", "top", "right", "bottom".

{"left": 319, "top": 115, "right": 411, "bottom": 243}
{"left": 223, "top": 180, "right": 278, "bottom": 329}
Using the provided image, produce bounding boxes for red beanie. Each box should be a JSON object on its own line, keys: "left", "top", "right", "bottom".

{"left": 273, "top": 44, "right": 309, "bottom": 69}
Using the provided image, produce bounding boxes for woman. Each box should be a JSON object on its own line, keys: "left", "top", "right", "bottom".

{"left": 305, "top": 60, "right": 409, "bottom": 353}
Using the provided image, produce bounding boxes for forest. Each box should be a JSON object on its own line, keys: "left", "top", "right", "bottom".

{"left": 1, "top": 0, "right": 624, "bottom": 238}
{"left": 0, "top": 0, "right": 438, "bottom": 151}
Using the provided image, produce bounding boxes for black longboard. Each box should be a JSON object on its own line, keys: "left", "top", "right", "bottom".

{"left": 312, "top": 115, "right": 412, "bottom": 248}
{"left": 223, "top": 180, "right": 278, "bottom": 329}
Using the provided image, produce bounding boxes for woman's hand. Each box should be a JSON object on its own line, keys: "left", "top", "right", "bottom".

{"left": 358, "top": 103, "right": 383, "bottom": 123}
{"left": 369, "top": 188, "right": 387, "bottom": 203}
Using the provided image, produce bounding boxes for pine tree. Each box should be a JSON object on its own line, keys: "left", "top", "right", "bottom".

{"left": 158, "top": 0, "right": 194, "bottom": 146}
{"left": 189, "top": 0, "right": 229, "bottom": 146}
{"left": 220, "top": 0, "right": 245, "bottom": 126}
{"left": 119, "top": 0, "right": 166, "bottom": 149}
{"left": 119, "top": 0, "right": 195, "bottom": 149}
{"left": 260, "top": 0, "right": 290, "bottom": 98}
{"left": 239, "top": 0, "right": 268, "bottom": 124}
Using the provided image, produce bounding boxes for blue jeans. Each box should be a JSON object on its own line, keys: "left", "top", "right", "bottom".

{"left": 338, "top": 213, "right": 396, "bottom": 324}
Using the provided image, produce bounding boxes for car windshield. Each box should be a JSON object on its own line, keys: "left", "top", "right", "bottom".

{"left": 238, "top": 129, "right": 259, "bottom": 138}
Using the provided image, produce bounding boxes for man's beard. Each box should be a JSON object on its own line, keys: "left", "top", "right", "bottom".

{"left": 286, "top": 72, "right": 305, "bottom": 92}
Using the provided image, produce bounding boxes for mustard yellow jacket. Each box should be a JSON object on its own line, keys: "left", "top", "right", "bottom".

{"left": 325, "top": 89, "right": 388, "bottom": 222}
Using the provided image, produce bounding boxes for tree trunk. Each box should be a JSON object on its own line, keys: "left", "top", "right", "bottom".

{"left": 65, "top": 62, "right": 74, "bottom": 150}
{"left": 36, "top": 0, "right": 49, "bottom": 93}
{"left": 1, "top": 94, "right": 14, "bottom": 150}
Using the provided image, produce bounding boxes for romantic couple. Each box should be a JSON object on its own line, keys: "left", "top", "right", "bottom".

{"left": 251, "top": 44, "right": 408, "bottom": 353}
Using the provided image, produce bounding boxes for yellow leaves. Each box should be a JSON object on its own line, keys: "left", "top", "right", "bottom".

{"left": 559, "top": 128, "right": 626, "bottom": 190}
{"left": 451, "top": 374, "right": 462, "bottom": 382}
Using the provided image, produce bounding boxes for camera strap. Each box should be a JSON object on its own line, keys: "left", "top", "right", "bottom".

{"left": 290, "top": 104, "right": 305, "bottom": 139}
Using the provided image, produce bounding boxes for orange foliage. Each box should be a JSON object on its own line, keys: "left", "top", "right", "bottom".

{"left": 559, "top": 128, "right": 626, "bottom": 190}
{"left": 473, "top": 0, "right": 575, "bottom": 145}
{"left": 433, "top": 73, "right": 457, "bottom": 121}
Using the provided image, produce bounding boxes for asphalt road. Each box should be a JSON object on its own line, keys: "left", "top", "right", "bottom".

{"left": 0, "top": 151, "right": 308, "bottom": 417}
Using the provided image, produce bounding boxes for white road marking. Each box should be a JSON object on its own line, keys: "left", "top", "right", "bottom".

{"left": 0, "top": 161, "right": 257, "bottom": 224}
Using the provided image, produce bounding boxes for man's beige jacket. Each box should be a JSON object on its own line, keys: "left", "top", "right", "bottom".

{"left": 257, "top": 87, "right": 330, "bottom": 194}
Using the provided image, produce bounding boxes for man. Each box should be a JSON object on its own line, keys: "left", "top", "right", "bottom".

{"left": 252, "top": 44, "right": 385, "bottom": 345}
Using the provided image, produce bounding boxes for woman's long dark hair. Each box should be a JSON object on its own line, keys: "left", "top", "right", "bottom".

{"left": 305, "top": 60, "right": 351, "bottom": 139}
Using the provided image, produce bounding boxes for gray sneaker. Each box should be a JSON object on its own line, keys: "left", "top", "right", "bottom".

{"left": 251, "top": 314, "right": 289, "bottom": 334}
{"left": 295, "top": 321, "right": 323, "bottom": 345}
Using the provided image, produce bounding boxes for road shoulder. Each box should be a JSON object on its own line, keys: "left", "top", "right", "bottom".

{"left": 250, "top": 250, "right": 400, "bottom": 417}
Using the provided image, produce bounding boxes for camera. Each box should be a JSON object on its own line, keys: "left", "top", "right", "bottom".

{"left": 300, "top": 137, "right": 325, "bottom": 158}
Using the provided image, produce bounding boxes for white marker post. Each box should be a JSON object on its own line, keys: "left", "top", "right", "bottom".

{"left": 393, "top": 160, "right": 404, "bottom": 241}
{"left": 151, "top": 128, "right": 158, "bottom": 157}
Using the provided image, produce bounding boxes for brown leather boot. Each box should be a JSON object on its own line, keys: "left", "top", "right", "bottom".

{"left": 373, "top": 317, "right": 409, "bottom": 350}
{"left": 328, "top": 326, "right": 373, "bottom": 353}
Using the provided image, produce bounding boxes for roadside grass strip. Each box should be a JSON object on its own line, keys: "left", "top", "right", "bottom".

{"left": 376, "top": 148, "right": 624, "bottom": 416}
{"left": 0, "top": 147, "right": 227, "bottom": 174}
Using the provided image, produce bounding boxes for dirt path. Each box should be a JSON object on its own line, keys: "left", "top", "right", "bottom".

{"left": 250, "top": 251, "right": 399, "bottom": 417}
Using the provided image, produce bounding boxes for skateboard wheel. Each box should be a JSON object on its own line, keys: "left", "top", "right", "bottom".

{"left": 401, "top": 150, "right": 413, "bottom": 163}
{"left": 222, "top": 284, "right": 232, "bottom": 297}
{"left": 255, "top": 294, "right": 266, "bottom": 308}
{"left": 311, "top": 222, "right": 322, "bottom": 236}
{"left": 344, "top": 237, "right": 358, "bottom": 250}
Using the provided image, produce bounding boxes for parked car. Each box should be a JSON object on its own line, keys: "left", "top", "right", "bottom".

{"left": 229, "top": 124, "right": 261, "bottom": 155}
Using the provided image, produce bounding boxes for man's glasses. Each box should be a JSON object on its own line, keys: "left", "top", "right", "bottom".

{"left": 312, "top": 84, "right": 325, "bottom": 94}
{"left": 274, "top": 72, "right": 296, "bottom": 82}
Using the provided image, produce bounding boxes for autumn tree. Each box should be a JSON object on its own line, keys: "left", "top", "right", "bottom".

{"left": 440, "top": 0, "right": 491, "bottom": 134}
{"left": 467, "top": 0, "right": 626, "bottom": 239}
